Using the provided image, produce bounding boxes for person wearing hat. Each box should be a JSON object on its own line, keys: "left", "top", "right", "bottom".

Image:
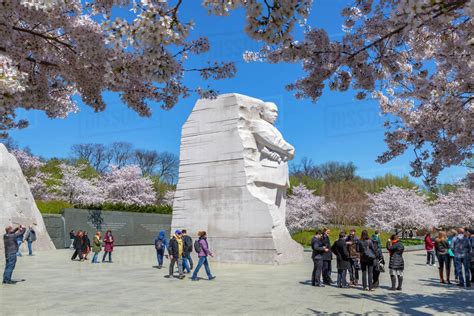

{"left": 165, "top": 230, "right": 185, "bottom": 279}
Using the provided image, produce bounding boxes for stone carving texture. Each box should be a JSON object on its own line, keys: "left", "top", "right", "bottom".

{"left": 0, "top": 144, "right": 55, "bottom": 253}
{"left": 171, "top": 93, "right": 303, "bottom": 264}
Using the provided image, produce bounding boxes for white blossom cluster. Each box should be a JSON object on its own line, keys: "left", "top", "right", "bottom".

{"left": 433, "top": 187, "right": 474, "bottom": 228}
{"left": 286, "top": 184, "right": 334, "bottom": 234}
{"left": 243, "top": 0, "right": 473, "bottom": 186}
{"left": 0, "top": 0, "right": 236, "bottom": 137}
{"left": 366, "top": 186, "right": 438, "bottom": 231}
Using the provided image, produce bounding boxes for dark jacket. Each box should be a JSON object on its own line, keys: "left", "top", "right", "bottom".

{"left": 25, "top": 229, "right": 37, "bottom": 242}
{"left": 168, "top": 236, "right": 179, "bottom": 258}
{"left": 357, "top": 239, "right": 376, "bottom": 264}
{"left": 321, "top": 234, "right": 332, "bottom": 260}
{"left": 73, "top": 236, "right": 83, "bottom": 250}
{"left": 435, "top": 239, "right": 449, "bottom": 255}
{"left": 311, "top": 236, "right": 325, "bottom": 260}
{"left": 182, "top": 235, "right": 193, "bottom": 255}
{"left": 387, "top": 240, "right": 405, "bottom": 270}
{"left": 346, "top": 235, "right": 360, "bottom": 259}
{"left": 331, "top": 238, "right": 351, "bottom": 270}
{"left": 82, "top": 235, "right": 91, "bottom": 251}
{"left": 371, "top": 237, "right": 385, "bottom": 264}
{"left": 3, "top": 227, "right": 26, "bottom": 256}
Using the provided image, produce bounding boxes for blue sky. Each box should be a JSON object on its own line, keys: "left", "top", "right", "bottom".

{"left": 8, "top": 1, "right": 468, "bottom": 185}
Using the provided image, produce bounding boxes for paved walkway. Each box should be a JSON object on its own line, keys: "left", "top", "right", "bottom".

{"left": 1, "top": 247, "right": 472, "bottom": 315}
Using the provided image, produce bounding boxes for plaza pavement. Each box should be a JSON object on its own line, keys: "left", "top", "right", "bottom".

{"left": 0, "top": 246, "right": 472, "bottom": 315}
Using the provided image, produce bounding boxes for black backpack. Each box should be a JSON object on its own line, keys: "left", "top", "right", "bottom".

{"left": 194, "top": 239, "right": 202, "bottom": 253}
{"left": 155, "top": 239, "right": 163, "bottom": 251}
{"left": 363, "top": 240, "right": 376, "bottom": 260}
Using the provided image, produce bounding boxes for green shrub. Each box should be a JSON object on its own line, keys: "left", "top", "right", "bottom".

{"left": 36, "top": 200, "right": 72, "bottom": 214}
{"left": 400, "top": 238, "right": 424, "bottom": 246}
{"left": 292, "top": 226, "right": 392, "bottom": 248}
{"left": 76, "top": 202, "right": 173, "bottom": 214}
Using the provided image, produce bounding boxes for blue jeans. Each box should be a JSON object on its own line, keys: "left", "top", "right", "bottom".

{"left": 454, "top": 256, "right": 471, "bottom": 286}
{"left": 92, "top": 252, "right": 99, "bottom": 263}
{"left": 3, "top": 253, "right": 17, "bottom": 282}
{"left": 16, "top": 240, "right": 22, "bottom": 256}
{"left": 192, "top": 256, "right": 212, "bottom": 280}
{"left": 27, "top": 241, "right": 33, "bottom": 255}
{"left": 156, "top": 250, "right": 164, "bottom": 266}
{"left": 182, "top": 253, "right": 193, "bottom": 273}
{"left": 337, "top": 269, "right": 348, "bottom": 287}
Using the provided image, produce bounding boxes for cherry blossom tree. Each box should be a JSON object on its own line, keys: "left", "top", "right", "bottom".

{"left": 101, "top": 165, "right": 155, "bottom": 206}
{"left": 433, "top": 186, "right": 474, "bottom": 228}
{"left": 0, "top": 0, "right": 236, "bottom": 137}
{"left": 366, "top": 186, "right": 437, "bottom": 232}
{"left": 286, "top": 184, "right": 333, "bottom": 234}
{"left": 53, "top": 163, "right": 105, "bottom": 206}
{"left": 242, "top": 0, "right": 473, "bottom": 186}
{"left": 11, "top": 148, "right": 50, "bottom": 199}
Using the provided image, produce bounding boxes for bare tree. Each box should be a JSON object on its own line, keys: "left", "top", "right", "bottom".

{"left": 156, "top": 152, "right": 179, "bottom": 184}
{"left": 134, "top": 149, "right": 160, "bottom": 175}
{"left": 71, "top": 143, "right": 112, "bottom": 173}
{"left": 109, "top": 142, "right": 133, "bottom": 168}
{"left": 0, "top": 136, "right": 18, "bottom": 151}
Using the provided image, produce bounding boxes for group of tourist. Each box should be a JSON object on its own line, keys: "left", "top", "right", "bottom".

{"left": 311, "top": 228, "right": 403, "bottom": 291}
{"left": 69, "top": 229, "right": 114, "bottom": 263}
{"left": 2, "top": 224, "right": 38, "bottom": 285}
{"left": 154, "top": 229, "right": 216, "bottom": 281}
{"left": 425, "top": 228, "right": 474, "bottom": 288}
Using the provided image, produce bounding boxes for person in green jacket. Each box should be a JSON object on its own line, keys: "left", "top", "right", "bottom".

{"left": 371, "top": 230, "right": 381, "bottom": 246}
{"left": 91, "top": 232, "right": 102, "bottom": 264}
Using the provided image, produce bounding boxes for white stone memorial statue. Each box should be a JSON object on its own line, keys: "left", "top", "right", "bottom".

{"left": 171, "top": 93, "right": 303, "bottom": 264}
{"left": 0, "top": 144, "right": 55, "bottom": 253}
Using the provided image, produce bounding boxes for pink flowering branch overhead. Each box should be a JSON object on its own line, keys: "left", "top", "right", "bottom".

{"left": 0, "top": 0, "right": 236, "bottom": 137}
{"left": 242, "top": 0, "right": 473, "bottom": 186}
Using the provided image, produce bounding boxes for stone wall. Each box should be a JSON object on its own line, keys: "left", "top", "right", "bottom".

{"left": 43, "top": 214, "right": 67, "bottom": 249}
{"left": 43, "top": 209, "right": 172, "bottom": 247}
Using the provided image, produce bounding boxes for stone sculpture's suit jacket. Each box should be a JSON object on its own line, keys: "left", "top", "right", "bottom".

{"left": 251, "top": 119, "right": 294, "bottom": 187}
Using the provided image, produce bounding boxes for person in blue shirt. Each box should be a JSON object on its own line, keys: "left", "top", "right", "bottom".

{"left": 153, "top": 230, "right": 168, "bottom": 269}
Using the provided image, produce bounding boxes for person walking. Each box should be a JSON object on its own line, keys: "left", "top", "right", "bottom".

{"left": 71, "top": 231, "right": 84, "bottom": 261}
{"left": 102, "top": 230, "right": 114, "bottom": 263}
{"left": 387, "top": 234, "right": 405, "bottom": 291}
{"left": 435, "top": 231, "right": 451, "bottom": 284}
{"left": 469, "top": 229, "right": 474, "bottom": 284}
{"left": 91, "top": 232, "right": 102, "bottom": 264}
{"left": 69, "top": 230, "right": 75, "bottom": 249}
{"left": 82, "top": 231, "right": 91, "bottom": 260}
{"left": 346, "top": 229, "right": 360, "bottom": 286}
{"left": 331, "top": 231, "right": 350, "bottom": 288}
{"left": 24, "top": 225, "right": 37, "bottom": 256}
{"left": 357, "top": 230, "right": 376, "bottom": 291}
{"left": 451, "top": 228, "right": 471, "bottom": 287}
{"left": 371, "top": 233, "right": 385, "bottom": 289}
{"left": 321, "top": 228, "right": 333, "bottom": 285}
{"left": 166, "top": 230, "right": 185, "bottom": 279}
{"left": 425, "top": 233, "right": 436, "bottom": 266}
{"left": 181, "top": 229, "right": 193, "bottom": 273}
{"left": 191, "top": 231, "right": 216, "bottom": 281}
{"left": 3, "top": 225, "right": 26, "bottom": 284}
{"left": 154, "top": 230, "right": 168, "bottom": 269}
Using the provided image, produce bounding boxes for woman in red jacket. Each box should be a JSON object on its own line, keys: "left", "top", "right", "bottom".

{"left": 424, "top": 233, "right": 436, "bottom": 266}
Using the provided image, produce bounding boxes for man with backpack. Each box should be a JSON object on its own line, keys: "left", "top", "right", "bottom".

{"left": 181, "top": 229, "right": 193, "bottom": 273}
{"left": 154, "top": 230, "right": 168, "bottom": 269}
{"left": 24, "top": 225, "right": 37, "bottom": 256}
{"left": 165, "top": 230, "right": 185, "bottom": 279}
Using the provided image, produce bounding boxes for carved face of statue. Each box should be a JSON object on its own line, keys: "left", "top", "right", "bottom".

{"left": 260, "top": 102, "right": 278, "bottom": 125}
